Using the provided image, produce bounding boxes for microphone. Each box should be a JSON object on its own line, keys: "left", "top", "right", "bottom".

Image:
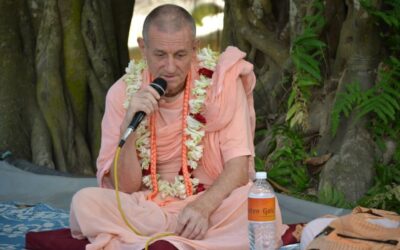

{"left": 119, "top": 77, "right": 167, "bottom": 147}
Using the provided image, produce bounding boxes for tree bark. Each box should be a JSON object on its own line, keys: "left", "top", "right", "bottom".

{"left": 223, "top": 0, "right": 387, "bottom": 202}
{"left": 0, "top": 0, "right": 134, "bottom": 175}
{"left": 0, "top": 0, "right": 33, "bottom": 162}
{"left": 0, "top": 0, "right": 53, "bottom": 167}
{"left": 58, "top": 0, "right": 89, "bottom": 133}
{"left": 222, "top": 0, "right": 290, "bottom": 118}
{"left": 316, "top": 0, "right": 381, "bottom": 201}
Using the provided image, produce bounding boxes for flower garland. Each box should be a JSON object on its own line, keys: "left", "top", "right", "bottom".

{"left": 123, "top": 47, "right": 218, "bottom": 200}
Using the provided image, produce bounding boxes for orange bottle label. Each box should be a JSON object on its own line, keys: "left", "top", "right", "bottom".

{"left": 248, "top": 197, "right": 275, "bottom": 222}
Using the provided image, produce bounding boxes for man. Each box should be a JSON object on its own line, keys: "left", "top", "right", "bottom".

{"left": 70, "top": 4, "right": 285, "bottom": 249}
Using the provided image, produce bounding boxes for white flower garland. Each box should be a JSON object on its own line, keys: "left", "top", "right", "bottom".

{"left": 123, "top": 47, "right": 218, "bottom": 200}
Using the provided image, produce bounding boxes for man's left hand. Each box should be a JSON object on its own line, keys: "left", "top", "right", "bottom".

{"left": 175, "top": 200, "right": 211, "bottom": 240}
{"left": 175, "top": 156, "right": 249, "bottom": 240}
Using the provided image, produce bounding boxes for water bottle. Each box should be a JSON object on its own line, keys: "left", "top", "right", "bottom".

{"left": 248, "top": 171, "right": 276, "bottom": 250}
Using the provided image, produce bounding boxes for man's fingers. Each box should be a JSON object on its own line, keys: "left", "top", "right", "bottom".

{"left": 177, "top": 216, "right": 208, "bottom": 240}
{"left": 194, "top": 224, "right": 207, "bottom": 240}
{"left": 175, "top": 214, "right": 189, "bottom": 235}
{"left": 180, "top": 219, "right": 196, "bottom": 239}
{"left": 188, "top": 223, "right": 203, "bottom": 240}
{"left": 143, "top": 97, "right": 158, "bottom": 114}
{"left": 175, "top": 223, "right": 184, "bottom": 235}
{"left": 132, "top": 99, "right": 151, "bottom": 115}
{"left": 129, "top": 92, "right": 159, "bottom": 115}
{"left": 138, "top": 92, "right": 158, "bottom": 111}
{"left": 175, "top": 203, "right": 210, "bottom": 240}
{"left": 144, "top": 90, "right": 159, "bottom": 105}
{"left": 145, "top": 85, "right": 161, "bottom": 100}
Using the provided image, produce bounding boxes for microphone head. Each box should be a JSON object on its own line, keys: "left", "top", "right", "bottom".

{"left": 150, "top": 77, "right": 167, "bottom": 96}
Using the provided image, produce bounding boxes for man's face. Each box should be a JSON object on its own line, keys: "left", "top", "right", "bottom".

{"left": 139, "top": 25, "right": 197, "bottom": 97}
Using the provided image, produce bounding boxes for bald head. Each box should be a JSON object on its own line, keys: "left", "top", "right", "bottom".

{"left": 142, "top": 4, "right": 196, "bottom": 44}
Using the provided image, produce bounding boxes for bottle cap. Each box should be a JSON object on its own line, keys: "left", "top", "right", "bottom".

{"left": 255, "top": 171, "right": 267, "bottom": 179}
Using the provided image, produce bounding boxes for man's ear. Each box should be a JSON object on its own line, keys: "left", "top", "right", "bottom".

{"left": 192, "top": 39, "right": 200, "bottom": 59}
{"left": 137, "top": 37, "right": 146, "bottom": 56}
{"left": 193, "top": 39, "right": 200, "bottom": 51}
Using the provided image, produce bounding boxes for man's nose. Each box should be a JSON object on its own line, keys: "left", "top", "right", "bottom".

{"left": 165, "top": 56, "right": 176, "bottom": 73}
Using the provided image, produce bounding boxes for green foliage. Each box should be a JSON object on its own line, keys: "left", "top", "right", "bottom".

{"left": 331, "top": 54, "right": 400, "bottom": 137}
{"left": 358, "top": 184, "right": 400, "bottom": 214}
{"left": 254, "top": 115, "right": 269, "bottom": 144}
{"left": 361, "top": 0, "right": 400, "bottom": 26}
{"left": 267, "top": 125, "right": 310, "bottom": 192}
{"left": 332, "top": 1, "right": 400, "bottom": 137}
{"left": 357, "top": 157, "right": 400, "bottom": 213}
{"left": 369, "top": 107, "right": 400, "bottom": 151}
{"left": 287, "top": 0, "right": 326, "bottom": 129}
{"left": 330, "top": 83, "right": 363, "bottom": 135}
{"left": 328, "top": 1, "right": 400, "bottom": 214}
{"left": 361, "top": 0, "right": 400, "bottom": 52}
{"left": 289, "top": 192, "right": 318, "bottom": 203}
{"left": 318, "top": 184, "right": 352, "bottom": 208}
{"left": 329, "top": 77, "right": 400, "bottom": 136}
{"left": 254, "top": 156, "right": 265, "bottom": 172}
{"left": 255, "top": 128, "right": 268, "bottom": 141}
{"left": 254, "top": 0, "right": 400, "bottom": 212}
{"left": 376, "top": 162, "right": 400, "bottom": 185}
{"left": 191, "top": 3, "right": 223, "bottom": 26}
{"left": 366, "top": 0, "right": 400, "bottom": 54}
{"left": 363, "top": 0, "right": 400, "bottom": 159}
{"left": 357, "top": 58, "right": 400, "bottom": 120}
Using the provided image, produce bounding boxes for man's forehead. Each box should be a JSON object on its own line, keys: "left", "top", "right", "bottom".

{"left": 146, "top": 29, "right": 195, "bottom": 50}
{"left": 148, "top": 23, "right": 193, "bottom": 39}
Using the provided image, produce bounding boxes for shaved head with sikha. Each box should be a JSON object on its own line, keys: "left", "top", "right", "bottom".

{"left": 142, "top": 4, "right": 196, "bottom": 44}
{"left": 138, "top": 4, "right": 199, "bottom": 99}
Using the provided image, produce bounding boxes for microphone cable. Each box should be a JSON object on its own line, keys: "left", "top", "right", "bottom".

{"left": 113, "top": 77, "right": 175, "bottom": 249}
{"left": 114, "top": 146, "right": 175, "bottom": 249}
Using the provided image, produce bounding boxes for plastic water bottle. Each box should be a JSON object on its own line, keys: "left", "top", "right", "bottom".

{"left": 248, "top": 172, "right": 276, "bottom": 250}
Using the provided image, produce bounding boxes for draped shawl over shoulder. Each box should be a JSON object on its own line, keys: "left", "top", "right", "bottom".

{"left": 70, "top": 46, "right": 287, "bottom": 250}
{"left": 96, "top": 46, "right": 256, "bottom": 188}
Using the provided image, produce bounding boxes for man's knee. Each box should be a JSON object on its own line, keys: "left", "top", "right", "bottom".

{"left": 71, "top": 187, "right": 101, "bottom": 209}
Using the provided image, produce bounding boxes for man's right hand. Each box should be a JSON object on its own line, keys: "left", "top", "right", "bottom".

{"left": 111, "top": 84, "right": 161, "bottom": 193}
{"left": 120, "top": 85, "right": 161, "bottom": 134}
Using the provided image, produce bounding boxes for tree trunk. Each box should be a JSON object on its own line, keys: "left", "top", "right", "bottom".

{"left": 0, "top": 0, "right": 134, "bottom": 175}
{"left": 222, "top": 0, "right": 290, "bottom": 119}
{"left": 0, "top": 0, "right": 45, "bottom": 166}
{"left": 222, "top": 0, "right": 388, "bottom": 202}
{"left": 316, "top": 0, "right": 381, "bottom": 202}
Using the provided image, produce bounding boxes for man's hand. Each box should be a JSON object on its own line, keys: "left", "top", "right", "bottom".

{"left": 175, "top": 200, "right": 211, "bottom": 240}
{"left": 109, "top": 85, "right": 161, "bottom": 193}
{"left": 174, "top": 156, "right": 249, "bottom": 240}
{"left": 120, "top": 85, "right": 161, "bottom": 134}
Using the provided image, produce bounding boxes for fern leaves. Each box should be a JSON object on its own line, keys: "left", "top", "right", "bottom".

{"left": 358, "top": 184, "right": 400, "bottom": 214}
{"left": 267, "top": 125, "right": 310, "bottom": 192}
{"left": 331, "top": 57, "right": 400, "bottom": 136}
{"left": 287, "top": 0, "right": 326, "bottom": 129}
{"left": 331, "top": 83, "right": 363, "bottom": 135}
{"left": 332, "top": 0, "right": 400, "bottom": 136}
{"left": 318, "top": 184, "right": 351, "bottom": 208}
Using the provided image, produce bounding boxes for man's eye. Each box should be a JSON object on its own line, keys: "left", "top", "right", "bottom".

{"left": 154, "top": 52, "right": 165, "bottom": 57}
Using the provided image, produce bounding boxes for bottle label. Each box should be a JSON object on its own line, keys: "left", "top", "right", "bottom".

{"left": 248, "top": 197, "right": 275, "bottom": 222}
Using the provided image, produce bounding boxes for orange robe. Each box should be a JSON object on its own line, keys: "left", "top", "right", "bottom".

{"left": 69, "top": 46, "right": 287, "bottom": 250}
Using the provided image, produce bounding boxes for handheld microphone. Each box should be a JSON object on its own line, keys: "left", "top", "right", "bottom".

{"left": 119, "top": 77, "right": 167, "bottom": 147}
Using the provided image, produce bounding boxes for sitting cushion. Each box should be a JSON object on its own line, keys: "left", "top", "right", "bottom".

{"left": 26, "top": 229, "right": 89, "bottom": 250}
{"left": 25, "top": 228, "right": 178, "bottom": 250}
{"left": 26, "top": 224, "right": 305, "bottom": 249}
{"left": 281, "top": 223, "right": 305, "bottom": 246}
